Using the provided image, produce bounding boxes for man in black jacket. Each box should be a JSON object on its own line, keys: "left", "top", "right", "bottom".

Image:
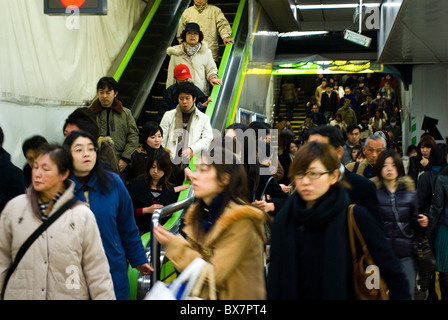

{"left": 159, "top": 64, "right": 210, "bottom": 121}
{"left": 307, "top": 125, "right": 383, "bottom": 227}
{"left": 0, "top": 127, "right": 26, "bottom": 213}
{"left": 320, "top": 85, "right": 339, "bottom": 122}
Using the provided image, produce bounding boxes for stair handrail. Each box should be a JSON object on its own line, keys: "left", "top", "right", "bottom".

{"left": 150, "top": 196, "right": 195, "bottom": 287}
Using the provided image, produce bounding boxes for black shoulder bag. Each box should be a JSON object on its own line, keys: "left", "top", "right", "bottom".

{"left": 1, "top": 197, "right": 77, "bottom": 299}
{"left": 257, "top": 176, "right": 274, "bottom": 244}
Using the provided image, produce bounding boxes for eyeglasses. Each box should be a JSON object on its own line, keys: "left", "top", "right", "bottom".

{"left": 71, "top": 147, "right": 98, "bottom": 154}
{"left": 294, "top": 170, "right": 334, "bottom": 180}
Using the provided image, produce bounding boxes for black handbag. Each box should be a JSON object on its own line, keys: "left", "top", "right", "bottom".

{"left": 389, "top": 196, "right": 436, "bottom": 273}
{"left": 257, "top": 176, "right": 274, "bottom": 244}
{"left": 1, "top": 197, "right": 77, "bottom": 299}
{"left": 413, "top": 233, "right": 436, "bottom": 273}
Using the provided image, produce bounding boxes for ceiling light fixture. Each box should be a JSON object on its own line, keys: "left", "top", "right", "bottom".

{"left": 279, "top": 31, "right": 329, "bottom": 37}
{"left": 296, "top": 3, "right": 380, "bottom": 10}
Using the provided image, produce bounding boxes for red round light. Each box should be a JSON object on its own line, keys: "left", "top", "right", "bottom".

{"left": 60, "top": 0, "right": 86, "bottom": 8}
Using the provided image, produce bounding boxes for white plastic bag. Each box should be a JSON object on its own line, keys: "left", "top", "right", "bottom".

{"left": 144, "top": 257, "right": 206, "bottom": 300}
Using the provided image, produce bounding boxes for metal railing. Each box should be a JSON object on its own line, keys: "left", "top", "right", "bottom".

{"left": 150, "top": 196, "right": 195, "bottom": 287}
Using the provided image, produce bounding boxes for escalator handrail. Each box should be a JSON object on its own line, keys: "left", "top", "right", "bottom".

{"left": 205, "top": 0, "right": 247, "bottom": 120}
{"left": 113, "top": 0, "right": 162, "bottom": 82}
{"left": 168, "top": 0, "right": 248, "bottom": 209}
{"left": 128, "top": 0, "right": 247, "bottom": 300}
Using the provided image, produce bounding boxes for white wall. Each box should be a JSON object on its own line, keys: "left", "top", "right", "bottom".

{"left": 408, "top": 64, "right": 448, "bottom": 146}
{"left": 0, "top": 0, "right": 147, "bottom": 168}
{"left": 0, "top": 101, "right": 80, "bottom": 169}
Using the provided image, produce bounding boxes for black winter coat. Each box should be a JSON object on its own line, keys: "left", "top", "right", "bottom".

{"left": 127, "top": 176, "right": 180, "bottom": 234}
{"left": 0, "top": 148, "right": 26, "bottom": 213}
{"left": 429, "top": 168, "right": 448, "bottom": 229}
{"left": 371, "top": 176, "right": 423, "bottom": 259}
{"left": 253, "top": 165, "right": 288, "bottom": 215}
{"left": 268, "top": 186, "right": 411, "bottom": 300}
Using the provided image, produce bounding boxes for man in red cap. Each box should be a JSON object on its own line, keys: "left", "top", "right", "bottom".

{"left": 159, "top": 63, "right": 211, "bottom": 120}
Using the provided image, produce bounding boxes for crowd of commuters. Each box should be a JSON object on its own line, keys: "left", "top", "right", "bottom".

{"left": 1, "top": 0, "right": 447, "bottom": 302}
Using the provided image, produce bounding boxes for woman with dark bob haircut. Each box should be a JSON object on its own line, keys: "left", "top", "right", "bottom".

{"left": 371, "top": 149, "right": 429, "bottom": 299}
{"left": 267, "top": 141, "right": 411, "bottom": 300}
{"left": 128, "top": 148, "right": 187, "bottom": 234}
{"left": 408, "top": 133, "right": 436, "bottom": 184}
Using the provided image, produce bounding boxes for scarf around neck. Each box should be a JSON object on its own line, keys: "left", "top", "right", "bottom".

{"left": 174, "top": 104, "right": 195, "bottom": 155}
{"left": 183, "top": 42, "right": 201, "bottom": 57}
{"left": 270, "top": 186, "right": 352, "bottom": 299}
{"left": 195, "top": 3, "right": 207, "bottom": 13}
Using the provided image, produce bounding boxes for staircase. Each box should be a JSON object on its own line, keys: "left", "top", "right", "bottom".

{"left": 274, "top": 77, "right": 307, "bottom": 138}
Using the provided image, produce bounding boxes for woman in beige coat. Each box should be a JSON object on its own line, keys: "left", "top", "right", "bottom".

{"left": 0, "top": 143, "right": 115, "bottom": 300}
{"left": 154, "top": 146, "right": 266, "bottom": 299}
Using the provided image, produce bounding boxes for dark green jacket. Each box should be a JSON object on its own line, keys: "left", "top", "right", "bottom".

{"left": 90, "top": 98, "right": 139, "bottom": 163}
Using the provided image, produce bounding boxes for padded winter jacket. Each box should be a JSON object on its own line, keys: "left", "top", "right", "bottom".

{"left": 371, "top": 176, "right": 423, "bottom": 258}
{"left": 166, "top": 41, "right": 217, "bottom": 96}
{"left": 0, "top": 181, "right": 115, "bottom": 300}
{"left": 176, "top": 3, "right": 232, "bottom": 61}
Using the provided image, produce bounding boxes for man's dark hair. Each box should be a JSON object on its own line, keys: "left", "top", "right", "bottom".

{"left": 308, "top": 125, "right": 345, "bottom": 149}
{"left": 22, "top": 135, "right": 48, "bottom": 157}
{"left": 347, "top": 123, "right": 361, "bottom": 134}
{"left": 226, "top": 122, "right": 248, "bottom": 132}
{"left": 63, "top": 107, "right": 99, "bottom": 141}
{"left": 248, "top": 121, "right": 270, "bottom": 141}
{"left": 177, "top": 81, "right": 198, "bottom": 99}
{"left": 96, "top": 76, "right": 119, "bottom": 92}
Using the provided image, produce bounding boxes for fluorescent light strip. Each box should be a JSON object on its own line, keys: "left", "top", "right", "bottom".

{"left": 279, "top": 31, "right": 329, "bottom": 37}
{"left": 297, "top": 3, "right": 380, "bottom": 10}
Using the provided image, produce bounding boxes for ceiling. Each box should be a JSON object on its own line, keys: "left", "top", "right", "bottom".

{"left": 294, "top": 0, "right": 381, "bottom": 32}
{"left": 377, "top": 0, "right": 448, "bottom": 64}
{"left": 259, "top": 0, "right": 381, "bottom": 63}
{"left": 260, "top": 0, "right": 448, "bottom": 66}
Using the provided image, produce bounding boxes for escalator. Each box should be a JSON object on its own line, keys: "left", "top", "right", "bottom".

{"left": 113, "top": 0, "right": 191, "bottom": 124}
{"left": 136, "top": 0, "right": 242, "bottom": 127}
{"left": 118, "top": 0, "right": 250, "bottom": 300}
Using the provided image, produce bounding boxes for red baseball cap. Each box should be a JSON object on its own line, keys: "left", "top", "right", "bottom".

{"left": 174, "top": 64, "right": 192, "bottom": 81}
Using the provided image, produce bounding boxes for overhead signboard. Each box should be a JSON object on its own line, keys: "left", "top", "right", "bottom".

{"left": 44, "top": 0, "right": 107, "bottom": 15}
{"left": 272, "top": 60, "right": 384, "bottom": 75}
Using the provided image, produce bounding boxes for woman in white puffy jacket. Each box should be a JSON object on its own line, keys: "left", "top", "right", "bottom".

{"left": 0, "top": 143, "right": 115, "bottom": 300}
{"left": 166, "top": 22, "right": 221, "bottom": 96}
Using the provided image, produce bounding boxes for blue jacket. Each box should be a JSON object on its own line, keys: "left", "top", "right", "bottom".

{"left": 70, "top": 172, "right": 148, "bottom": 300}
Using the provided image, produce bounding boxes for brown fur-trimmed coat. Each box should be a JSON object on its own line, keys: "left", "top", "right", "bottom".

{"left": 164, "top": 201, "right": 266, "bottom": 300}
